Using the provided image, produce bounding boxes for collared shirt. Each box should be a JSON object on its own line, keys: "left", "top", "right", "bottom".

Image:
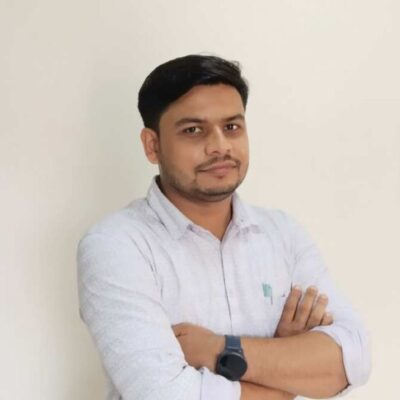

{"left": 77, "top": 176, "right": 370, "bottom": 400}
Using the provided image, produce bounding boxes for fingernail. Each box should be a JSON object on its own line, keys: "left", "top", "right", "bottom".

{"left": 292, "top": 285, "right": 302, "bottom": 291}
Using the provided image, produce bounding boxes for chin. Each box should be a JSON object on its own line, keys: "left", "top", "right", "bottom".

{"left": 201, "top": 182, "right": 239, "bottom": 196}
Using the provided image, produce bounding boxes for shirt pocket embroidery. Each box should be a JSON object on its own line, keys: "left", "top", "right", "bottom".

{"left": 264, "top": 269, "right": 292, "bottom": 335}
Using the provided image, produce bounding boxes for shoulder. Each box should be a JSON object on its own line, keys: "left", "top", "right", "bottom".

{"left": 77, "top": 197, "right": 161, "bottom": 259}
{"left": 82, "top": 197, "right": 157, "bottom": 238}
{"left": 76, "top": 198, "right": 164, "bottom": 283}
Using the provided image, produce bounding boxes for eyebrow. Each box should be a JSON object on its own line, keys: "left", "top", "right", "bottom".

{"left": 174, "top": 113, "right": 245, "bottom": 127}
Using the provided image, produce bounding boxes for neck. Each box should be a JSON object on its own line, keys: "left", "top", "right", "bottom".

{"left": 157, "top": 177, "right": 233, "bottom": 241}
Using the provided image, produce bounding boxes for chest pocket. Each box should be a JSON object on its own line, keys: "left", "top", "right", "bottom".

{"left": 256, "top": 276, "right": 290, "bottom": 337}
{"left": 254, "top": 239, "right": 292, "bottom": 337}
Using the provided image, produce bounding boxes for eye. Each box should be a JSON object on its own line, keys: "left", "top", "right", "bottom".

{"left": 183, "top": 126, "right": 202, "bottom": 135}
{"left": 225, "top": 123, "right": 240, "bottom": 131}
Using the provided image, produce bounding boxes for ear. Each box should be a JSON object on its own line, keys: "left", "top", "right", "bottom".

{"left": 140, "top": 128, "right": 160, "bottom": 164}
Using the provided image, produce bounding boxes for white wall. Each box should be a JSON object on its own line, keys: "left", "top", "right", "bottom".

{"left": 1, "top": 1, "right": 399, "bottom": 398}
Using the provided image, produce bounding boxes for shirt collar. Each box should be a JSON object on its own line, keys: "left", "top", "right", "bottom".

{"left": 146, "top": 176, "right": 262, "bottom": 240}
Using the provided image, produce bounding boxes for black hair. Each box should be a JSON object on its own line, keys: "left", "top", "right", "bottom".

{"left": 138, "top": 54, "right": 249, "bottom": 132}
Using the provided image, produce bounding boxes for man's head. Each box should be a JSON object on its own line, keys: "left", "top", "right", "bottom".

{"left": 138, "top": 54, "right": 250, "bottom": 203}
{"left": 138, "top": 55, "right": 249, "bottom": 132}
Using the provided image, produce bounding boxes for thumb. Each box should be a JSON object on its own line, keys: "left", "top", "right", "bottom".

{"left": 172, "top": 323, "right": 187, "bottom": 336}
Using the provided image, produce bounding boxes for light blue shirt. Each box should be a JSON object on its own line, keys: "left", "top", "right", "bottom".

{"left": 77, "top": 177, "right": 370, "bottom": 399}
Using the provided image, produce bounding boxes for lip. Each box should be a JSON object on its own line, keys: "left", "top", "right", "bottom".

{"left": 200, "top": 161, "right": 237, "bottom": 172}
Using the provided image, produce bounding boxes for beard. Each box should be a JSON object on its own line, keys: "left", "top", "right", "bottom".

{"left": 157, "top": 156, "right": 247, "bottom": 203}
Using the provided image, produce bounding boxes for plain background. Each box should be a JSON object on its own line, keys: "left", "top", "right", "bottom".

{"left": 1, "top": 1, "right": 399, "bottom": 399}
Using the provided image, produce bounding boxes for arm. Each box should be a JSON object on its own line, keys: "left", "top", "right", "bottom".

{"left": 77, "top": 232, "right": 240, "bottom": 400}
{"left": 241, "top": 331, "right": 347, "bottom": 398}
{"left": 283, "top": 212, "right": 371, "bottom": 395}
{"left": 173, "top": 285, "right": 332, "bottom": 399}
{"left": 239, "top": 285, "right": 347, "bottom": 398}
{"left": 241, "top": 212, "right": 371, "bottom": 397}
{"left": 173, "top": 213, "right": 371, "bottom": 398}
{"left": 239, "top": 284, "right": 334, "bottom": 399}
{"left": 173, "top": 290, "right": 353, "bottom": 399}
{"left": 170, "top": 322, "right": 294, "bottom": 399}
{"left": 241, "top": 382, "right": 295, "bottom": 400}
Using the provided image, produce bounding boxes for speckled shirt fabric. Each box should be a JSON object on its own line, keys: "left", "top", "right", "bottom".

{"left": 77, "top": 176, "right": 370, "bottom": 400}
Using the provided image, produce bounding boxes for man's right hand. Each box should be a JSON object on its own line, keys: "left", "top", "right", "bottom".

{"left": 274, "top": 285, "right": 333, "bottom": 338}
{"left": 240, "top": 286, "right": 334, "bottom": 399}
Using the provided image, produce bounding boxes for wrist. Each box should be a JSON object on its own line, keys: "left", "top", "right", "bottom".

{"left": 241, "top": 336, "right": 272, "bottom": 383}
{"left": 210, "top": 334, "right": 225, "bottom": 372}
{"left": 215, "top": 335, "right": 248, "bottom": 381}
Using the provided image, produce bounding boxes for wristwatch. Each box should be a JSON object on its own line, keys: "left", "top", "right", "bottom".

{"left": 215, "top": 335, "right": 248, "bottom": 381}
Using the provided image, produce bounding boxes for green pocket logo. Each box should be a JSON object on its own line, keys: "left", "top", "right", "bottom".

{"left": 262, "top": 283, "right": 273, "bottom": 298}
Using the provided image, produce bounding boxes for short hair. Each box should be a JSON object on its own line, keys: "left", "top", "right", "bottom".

{"left": 138, "top": 54, "right": 249, "bottom": 132}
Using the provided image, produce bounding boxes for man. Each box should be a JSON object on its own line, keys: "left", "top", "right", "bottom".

{"left": 77, "top": 55, "right": 370, "bottom": 400}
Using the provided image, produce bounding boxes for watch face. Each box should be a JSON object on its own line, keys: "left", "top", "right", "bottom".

{"left": 218, "top": 353, "right": 248, "bottom": 381}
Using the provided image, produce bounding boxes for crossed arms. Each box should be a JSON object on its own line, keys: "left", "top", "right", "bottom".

{"left": 173, "top": 285, "right": 348, "bottom": 399}
{"left": 77, "top": 224, "right": 371, "bottom": 400}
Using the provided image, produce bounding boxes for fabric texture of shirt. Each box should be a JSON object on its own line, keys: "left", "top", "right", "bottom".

{"left": 77, "top": 176, "right": 371, "bottom": 400}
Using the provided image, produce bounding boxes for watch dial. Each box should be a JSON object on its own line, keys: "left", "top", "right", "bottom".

{"left": 219, "top": 353, "right": 247, "bottom": 381}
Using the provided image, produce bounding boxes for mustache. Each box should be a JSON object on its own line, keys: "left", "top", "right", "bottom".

{"left": 195, "top": 155, "right": 241, "bottom": 172}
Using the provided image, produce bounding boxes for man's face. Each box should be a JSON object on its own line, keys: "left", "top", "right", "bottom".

{"left": 146, "top": 83, "right": 249, "bottom": 202}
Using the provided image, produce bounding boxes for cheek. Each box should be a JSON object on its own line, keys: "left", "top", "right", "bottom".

{"left": 235, "top": 138, "right": 249, "bottom": 162}
{"left": 161, "top": 142, "right": 203, "bottom": 170}
{"left": 174, "top": 143, "right": 204, "bottom": 166}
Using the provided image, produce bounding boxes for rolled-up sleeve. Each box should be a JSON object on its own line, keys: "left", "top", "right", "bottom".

{"left": 77, "top": 232, "right": 240, "bottom": 400}
{"left": 283, "top": 212, "right": 371, "bottom": 395}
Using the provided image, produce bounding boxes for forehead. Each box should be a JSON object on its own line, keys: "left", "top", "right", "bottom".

{"left": 160, "top": 84, "right": 245, "bottom": 126}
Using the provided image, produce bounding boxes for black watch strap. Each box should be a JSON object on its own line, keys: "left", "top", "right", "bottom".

{"left": 225, "top": 335, "right": 242, "bottom": 352}
{"left": 216, "top": 334, "right": 247, "bottom": 381}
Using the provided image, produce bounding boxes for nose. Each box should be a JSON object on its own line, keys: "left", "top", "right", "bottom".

{"left": 205, "top": 127, "right": 232, "bottom": 156}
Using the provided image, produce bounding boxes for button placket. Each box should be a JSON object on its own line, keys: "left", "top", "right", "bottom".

{"left": 220, "top": 240, "right": 238, "bottom": 334}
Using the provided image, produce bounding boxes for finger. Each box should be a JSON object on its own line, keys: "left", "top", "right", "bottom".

{"left": 171, "top": 324, "right": 181, "bottom": 336}
{"left": 321, "top": 312, "right": 333, "bottom": 326}
{"left": 279, "top": 285, "right": 302, "bottom": 323}
{"left": 171, "top": 323, "right": 189, "bottom": 336}
{"left": 306, "top": 294, "right": 329, "bottom": 329}
{"left": 294, "top": 286, "right": 318, "bottom": 326}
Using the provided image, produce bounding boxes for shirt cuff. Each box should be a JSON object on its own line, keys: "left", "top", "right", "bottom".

{"left": 199, "top": 367, "right": 241, "bottom": 400}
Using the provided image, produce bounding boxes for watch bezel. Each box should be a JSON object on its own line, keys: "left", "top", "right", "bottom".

{"left": 216, "top": 350, "right": 248, "bottom": 381}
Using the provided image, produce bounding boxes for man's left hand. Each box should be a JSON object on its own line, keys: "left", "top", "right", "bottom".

{"left": 275, "top": 285, "right": 333, "bottom": 338}
{"left": 172, "top": 323, "right": 224, "bottom": 372}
